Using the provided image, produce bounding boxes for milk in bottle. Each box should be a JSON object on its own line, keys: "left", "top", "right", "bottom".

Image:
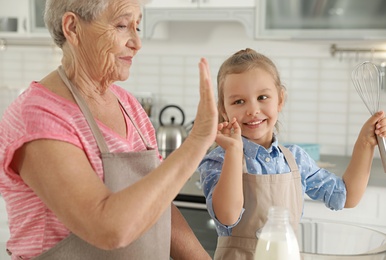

{"left": 255, "top": 206, "right": 300, "bottom": 260}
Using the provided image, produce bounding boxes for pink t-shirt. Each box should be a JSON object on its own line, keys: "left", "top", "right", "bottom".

{"left": 0, "top": 82, "right": 160, "bottom": 259}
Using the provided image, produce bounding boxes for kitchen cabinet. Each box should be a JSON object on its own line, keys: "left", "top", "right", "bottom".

{"left": 0, "top": 0, "right": 29, "bottom": 36}
{"left": 0, "top": 0, "right": 49, "bottom": 39}
{"left": 145, "top": 0, "right": 255, "bottom": 9}
{"left": 143, "top": 1, "right": 256, "bottom": 38}
{"left": 255, "top": 0, "right": 386, "bottom": 40}
{"left": 302, "top": 155, "right": 386, "bottom": 233}
{"left": 302, "top": 186, "right": 386, "bottom": 234}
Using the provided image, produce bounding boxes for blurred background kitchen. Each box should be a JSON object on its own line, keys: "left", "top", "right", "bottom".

{"left": 1, "top": 0, "right": 386, "bottom": 258}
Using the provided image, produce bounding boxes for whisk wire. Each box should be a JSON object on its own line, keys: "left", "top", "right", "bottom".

{"left": 351, "top": 61, "right": 380, "bottom": 115}
{"left": 351, "top": 60, "right": 386, "bottom": 173}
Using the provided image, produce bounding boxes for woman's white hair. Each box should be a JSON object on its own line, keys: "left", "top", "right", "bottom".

{"left": 44, "top": 0, "right": 110, "bottom": 47}
{"left": 45, "top": 0, "right": 150, "bottom": 48}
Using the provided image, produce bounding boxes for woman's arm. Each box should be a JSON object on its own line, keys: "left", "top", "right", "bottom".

{"left": 13, "top": 58, "right": 218, "bottom": 250}
{"left": 170, "top": 204, "right": 211, "bottom": 260}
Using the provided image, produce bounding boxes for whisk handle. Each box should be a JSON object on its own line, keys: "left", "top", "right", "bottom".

{"left": 376, "top": 135, "right": 386, "bottom": 173}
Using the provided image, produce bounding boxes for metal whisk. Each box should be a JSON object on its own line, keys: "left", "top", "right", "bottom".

{"left": 351, "top": 61, "right": 386, "bottom": 173}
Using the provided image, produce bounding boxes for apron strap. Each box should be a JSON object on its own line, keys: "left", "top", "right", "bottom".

{"left": 57, "top": 66, "right": 110, "bottom": 153}
{"left": 116, "top": 99, "right": 152, "bottom": 149}
{"left": 57, "top": 66, "right": 152, "bottom": 152}
{"left": 278, "top": 144, "right": 299, "bottom": 172}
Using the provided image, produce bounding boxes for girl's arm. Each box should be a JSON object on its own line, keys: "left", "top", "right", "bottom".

{"left": 343, "top": 111, "right": 386, "bottom": 207}
{"left": 212, "top": 119, "right": 244, "bottom": 225}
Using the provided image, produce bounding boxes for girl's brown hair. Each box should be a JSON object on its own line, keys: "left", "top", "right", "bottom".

{"left": 217, "top": 48, "right": 286, "bottom": 126}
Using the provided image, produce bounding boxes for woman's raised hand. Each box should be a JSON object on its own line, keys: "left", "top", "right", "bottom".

{"left": 188, "top": 58, "right": 218, "bottom": 150}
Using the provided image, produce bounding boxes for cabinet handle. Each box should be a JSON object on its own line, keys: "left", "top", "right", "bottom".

{"left": 23, "top": 18, "right": 27, "bottom": 32}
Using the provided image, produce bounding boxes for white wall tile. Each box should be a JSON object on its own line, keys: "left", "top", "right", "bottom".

{"left": 319, "top": 91, "right": 348, "bottom": 103}
{"left": 319, "top": 80, "right": 349, "bottom": 91}
{"left": 288, "top": 100, "right": 318, "bottom": 112}
{"left": 291, "top": 69, "right": 319, "bottom": 80}
{"left": 319, "top": 113, "right": 347, "bottom": 124}
{"left": 320, "top": 69, "right": 350, "bottom": 80}
{"left": 318, "top": 133, "right": 347, "bottom": 146}
{"left": 291, "top": 59, "right": 319, "bottom": 69}
{"left": 319, "top": 102, "right": 347, "bottom": 113}
{"left": 288, "top": 133, "right": 318, "bottom": 143}
{"left": 318, "top": 124, "right": 347, "bottom": 135}
{"left": 321, "top": 145, "right": 346, "bottom": 155}
{"left": 289, "top": 79, "right": 319, "bottom": 91}
{"left": 1, "top": 39, "right": 384, "bottom": 157}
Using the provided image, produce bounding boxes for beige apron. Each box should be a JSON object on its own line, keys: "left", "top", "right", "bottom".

{"left": 25, "top": 67, "right": 171, "bottom": 259}
{"left": 214, "top": 145, "right": 303, "bottom": 260}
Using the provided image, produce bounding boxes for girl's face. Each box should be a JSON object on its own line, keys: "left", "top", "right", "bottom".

{"left": 77, "top": 0, "right": 142, "bottom": 83}
{"left": 222, "top": 68, "right": 284, "bottom": 148}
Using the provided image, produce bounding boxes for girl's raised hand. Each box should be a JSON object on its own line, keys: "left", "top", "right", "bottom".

{"left": 215, "top": 117, "right": 242, "bottom": 150}
{"left": 360, "top": 111, "right": 386, "bottom": 147}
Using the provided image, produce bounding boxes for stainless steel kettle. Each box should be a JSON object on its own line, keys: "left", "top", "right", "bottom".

{"left": 156, "top": 105, "right": 188, "bottom": 159}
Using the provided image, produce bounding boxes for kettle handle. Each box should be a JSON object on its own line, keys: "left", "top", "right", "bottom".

{"left": 159, "top": 105, "right": 185, "bottom": 126}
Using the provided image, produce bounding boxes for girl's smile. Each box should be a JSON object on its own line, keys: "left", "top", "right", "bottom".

{"left": 244, "top": 119, "right": 266, "bottom": 127}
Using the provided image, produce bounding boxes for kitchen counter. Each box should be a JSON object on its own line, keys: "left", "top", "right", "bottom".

{"left": 179, "top": 154, "right": 386, "bottom": 200}
{"left": 319, "top": 155, "right": 386, "bottom": 187}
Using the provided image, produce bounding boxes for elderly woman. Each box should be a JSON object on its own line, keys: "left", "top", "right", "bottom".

{"left": 0, "top": 0, "right": 217, "bottom": 259}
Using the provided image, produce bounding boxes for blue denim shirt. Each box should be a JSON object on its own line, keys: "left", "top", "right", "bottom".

{"left": 198, "top": 137, "right": 346, "bottom": 236}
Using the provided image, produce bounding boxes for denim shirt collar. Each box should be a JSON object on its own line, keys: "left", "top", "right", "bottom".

{"left": 242, "top": 135, "right": 281, "bottom": 159}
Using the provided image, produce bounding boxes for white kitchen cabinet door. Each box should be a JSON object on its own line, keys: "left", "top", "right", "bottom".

{"left": 302, "top": 186, "right": 386, "bottom": 232}
{"left": 145, "top": 0, "right": 255, "bottom": 8}
{"left": 200, "top": 0, "right": 255, "bottom": 8}
{"left": 142, "top": 0, "right": 256, "bottom": 38}
{"left": 145, "top": 0, "right": 196, "bottom": 8}
{"left": 0, "top": 0, "right": 29, "bottom": 35}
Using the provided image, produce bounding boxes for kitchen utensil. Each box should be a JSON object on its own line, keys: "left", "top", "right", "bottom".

{"left": 351, "top": 61, "right": 386, "bottom": 172}
{"left": 138, "top": 97, "right": 153, "bottom": 117}
{"left": 298, "top": 220, "right": 386, "bottom": 259}
{"left": 156, "top": 105, "right": 188, "bottom": 159}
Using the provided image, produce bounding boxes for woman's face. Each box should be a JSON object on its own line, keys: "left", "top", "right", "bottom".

{"left": 77, "top": 0, "right": 142, "bottom": 83}
{"left": 222, "top": 68, "right": 284, "bottom": 148}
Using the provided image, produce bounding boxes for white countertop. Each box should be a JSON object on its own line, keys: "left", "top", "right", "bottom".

{"left": 319, "top": 155, "right": 386, "bottom": 187}
{"left": 178, "top": 154, "right": 386, "bottom": 199}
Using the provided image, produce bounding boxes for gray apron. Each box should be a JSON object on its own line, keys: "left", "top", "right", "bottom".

{"left": 24, "top": 66, "right": 171, "bottom": 259}
{"left": 213, "top": 145, "right": 303, "bottom": 260}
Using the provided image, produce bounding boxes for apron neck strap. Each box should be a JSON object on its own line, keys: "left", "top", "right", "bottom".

{"left": 57, "top": 66, "right": 110, "bottom": 153}
{"left": 278, "top": 144, "right": 299, "bottom": 172}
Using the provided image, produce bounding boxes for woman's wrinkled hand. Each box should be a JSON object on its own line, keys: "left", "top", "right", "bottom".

{"left": 188, "top": 58, "right": 218, "bottom": 150}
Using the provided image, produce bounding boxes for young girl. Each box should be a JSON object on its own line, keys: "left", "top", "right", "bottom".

{"left": 198, "top": 48, "right": 386, "bottom": 259}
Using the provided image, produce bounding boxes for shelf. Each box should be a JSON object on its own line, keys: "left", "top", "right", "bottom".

{"left": 0, "top": 36, "right": 55, "bottom": 49}
{"left": 330, "top": 44, "right": 386, "bottom": 57}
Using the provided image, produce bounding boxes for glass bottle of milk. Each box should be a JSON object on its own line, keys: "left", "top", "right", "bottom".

{"left": 255, "top": 206, "right": 300, "bottom": 260}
